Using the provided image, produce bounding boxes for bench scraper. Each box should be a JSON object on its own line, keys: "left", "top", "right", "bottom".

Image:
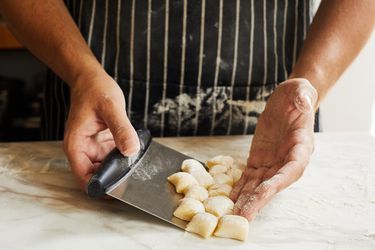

{"left": 87, "top": 128, "right": 192, "bottom": 229}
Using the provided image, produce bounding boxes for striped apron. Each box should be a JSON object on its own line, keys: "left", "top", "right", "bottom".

{"left": 42, "top": 0, "right": 319, "bottom": 140}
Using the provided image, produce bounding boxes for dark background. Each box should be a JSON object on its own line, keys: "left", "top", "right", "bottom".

{"left": 0, "top": 49, "right": 46, "bottom": 142}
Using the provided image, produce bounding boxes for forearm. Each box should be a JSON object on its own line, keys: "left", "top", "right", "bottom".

{"left": 290, "top": 0, "right": 375, "bottom": 107}
{"left": 0, "top": 0, "right": 104, "bottom": 87}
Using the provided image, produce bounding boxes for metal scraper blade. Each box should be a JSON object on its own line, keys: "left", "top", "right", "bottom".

{"left": 105, "top": 140, "right": 191, "bottom": 229}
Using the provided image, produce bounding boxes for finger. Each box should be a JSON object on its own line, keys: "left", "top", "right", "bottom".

{"left": 98, "top": 97, "right": 140, "bottom": 156}
{"left": 262, "top": 164, "right": 282, "bottom": 181}
{"left": 92, "top": 162, "right": 102, "bottom": 173}
{"left": 284, "top": 142, "right": 312, "bottom": 170}
{"left": 65, "top": 134, "right": 116, "bottom": 192}
{"left": 237, "top": 142, "right": 310, "bottom": 219}
{"left": 233, "top": 168, "right": 267, "bottom": 214}
{"left": 230, "top": 168, "right": 251, "bottom": 202}
{"left": 67, "top": 149, "right": 95, "bottom": 192}
{"left": 239, "top": 160, "right": 304, "bottom": 220}
{"left": 63, "top": 132, "right": 99, "bottom": 192}
{"left": 279, "top": 129, "right": 314, "bottom": 158}
{"left": 238, "top": 179, "right": 278, "bottom": 221}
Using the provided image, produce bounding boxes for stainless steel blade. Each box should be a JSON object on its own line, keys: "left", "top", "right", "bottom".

{"left": 106, "top": 140, "right": 191, "bottom": 229}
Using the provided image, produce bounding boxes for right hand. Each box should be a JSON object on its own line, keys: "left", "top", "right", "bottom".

{"left": 63, "top": 71, "right": 140, "bottom": 192}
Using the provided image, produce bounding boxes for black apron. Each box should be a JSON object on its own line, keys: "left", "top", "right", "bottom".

{"left": 42, "top": 0, "right": 319, "bottom": 140}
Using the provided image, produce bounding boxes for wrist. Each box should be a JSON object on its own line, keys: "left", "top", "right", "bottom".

{"left": 71, "top": 60, "right": 106, "bottom": 85}
{"left": 70, "top": 63, "right": 110, "bottom": 94}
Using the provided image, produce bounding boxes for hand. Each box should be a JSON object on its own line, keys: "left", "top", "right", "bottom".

{"left": 230, "top": 78, "right": 318, "bottom": 221}
{"left": 63, "top": 71, "right": 140, "bottom": 192}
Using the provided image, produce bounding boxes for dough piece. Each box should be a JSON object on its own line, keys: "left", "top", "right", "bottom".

{"left": 181, "top": 159, "right": 206, "bottom": 172}
{"left": 204, "top": 196, "right": 234, "bottom": 217}
{"left": 214, "top": 215, "right": 249, "bottom": 241}
{"left": 227, "top": 168, "right": 243, "bottom": 184}
{"left": 206, "top": 155, "right": 234, "bottom": 168}
{"left": 209, "top": 164, "right": 228, "bottom": 175}
{"left": 181, "top": 159, "right": 214, "bottom": 188}
{"left": 213, "top": 173, "right": 234, "bottom": 186}
{"left": 188, "top": 170, "right": 214, "bottom": 188}
{"left": 208, "top": 184, "right": 232, "bottom": 197}
{"left": 168, "top": 172, "right": 198, "bottom": 194}
{"left": 173, "top": 198, "right": 205, "bottom": 221}
{"left": 185, "top": 185, "right": 209, "bottom": 202}
{"left": 186, "top": 212, "right": 219, "bottom": 239}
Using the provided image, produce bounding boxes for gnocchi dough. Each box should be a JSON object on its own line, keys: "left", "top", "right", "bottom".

{"left": 214, "top": 215, "right": 249, "bottom": 241}
{"left": 227, "top": 168, "right": 243, "bottom": 184}
{"left": 168, "top": 172, "right": 198, "bottom": 194}
{"left": 209, "top": 164, "right": 229, "bottom": 175}
{"left": 186, "top": 212, "right": 218, "bottom": 238}
{"left": 208, "top": 184, "right": 232, "bottom": 197}
{"left": 206, "top": 155, "right": 234, "bottom": 168}
{"left": 188, "top": 170, "right": 214, "bottom": 188}
{"left": 213, "top": 173, "right": 234, "bottom": 186}
{"left": 185, "top": 185, "right": 209, "bottom": 202}
{"left": 181, "top": 159, "right": 206, "bottom": 172}
{"left": 173, "top": 198, "right": 205, "bottom": 221}
{"left": 169, "top": 155, "right": 249, "bottom": 241}
{"left": 181, "top": 160, "right": 214, "bottom": 188}
{"left": 204, "top": 196, "right": 234, "bottom": 217}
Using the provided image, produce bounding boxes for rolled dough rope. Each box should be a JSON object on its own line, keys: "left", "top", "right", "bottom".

{"left": 186, "top": 212, "right": 219, "bottom": 239}
{"left": 212, "top": 173, "right": 234, "bottom": 186}
{"left": 185, "top": 185, "right": 209, "bottom": 202}
{"left": 206, "top": 155, "right": 234, "bottom": 168}
{"left": 209, "top": 164, "right": 229, "bottom": 175}
{"left": 214, "top": 215, "right": 249, "bottom": 241}
{"left": 208, "top": 183, "right": 232, "bottom": 197}
{"left": 168, "top": 172, "right": 198, "bottom": 194}
{"left": 204, "top": 196, "right": 234, "bottom": 217}
{"left": 173, "top": 198, "right": 205, "bottom": 221}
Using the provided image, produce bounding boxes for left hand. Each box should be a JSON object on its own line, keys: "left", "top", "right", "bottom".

{"left": 230, "top": 78, "right": 318, "bottom": 221}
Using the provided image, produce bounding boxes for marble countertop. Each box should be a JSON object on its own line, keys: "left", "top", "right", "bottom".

{"left": 1, "top": 132, "right": 375, "bottom": 250}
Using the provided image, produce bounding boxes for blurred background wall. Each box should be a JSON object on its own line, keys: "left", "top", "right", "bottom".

{"left": 320, "top": 32, "right": 375, "bottom": 136}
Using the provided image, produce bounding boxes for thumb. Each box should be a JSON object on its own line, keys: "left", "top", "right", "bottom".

{"left": 99, "top": 101, "right": 140, "bottom": 156}
{"left": 293, "top": 78, "right": 318, "bottom": 113}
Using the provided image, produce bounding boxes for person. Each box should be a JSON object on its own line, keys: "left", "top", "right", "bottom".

{"left": 0, "top": 0, "right": 374, "bottom": 221}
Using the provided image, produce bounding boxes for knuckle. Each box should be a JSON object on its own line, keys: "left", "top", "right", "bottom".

{"left": 97, "top": 94, "right": 116, "bottom": 112}
{"left": 112, "top": 125, "right": 128, "bottom": 139}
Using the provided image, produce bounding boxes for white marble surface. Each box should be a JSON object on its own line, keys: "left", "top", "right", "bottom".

{"left": 1, "top": 133, "right": 375, "bottom": 250}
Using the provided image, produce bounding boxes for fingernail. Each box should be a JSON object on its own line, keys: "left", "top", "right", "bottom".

{"left": 119, "top": 136, "right": 140, "bottom": 156}
{"left": 122, "top": 146, "right": 140, "bottom": 157}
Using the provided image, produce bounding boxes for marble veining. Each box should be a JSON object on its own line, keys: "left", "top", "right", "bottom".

{"left": 1, "top": 133, "right": 375, "bottom": 250}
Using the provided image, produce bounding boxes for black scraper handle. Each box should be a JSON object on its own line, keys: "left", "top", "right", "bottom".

{"left": 87, "top": 128, "right": 152, "bottom": 198}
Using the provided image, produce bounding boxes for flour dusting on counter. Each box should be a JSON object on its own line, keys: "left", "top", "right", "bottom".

{"left": 1, "top": 133, "right": 375, "bottom": 250}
